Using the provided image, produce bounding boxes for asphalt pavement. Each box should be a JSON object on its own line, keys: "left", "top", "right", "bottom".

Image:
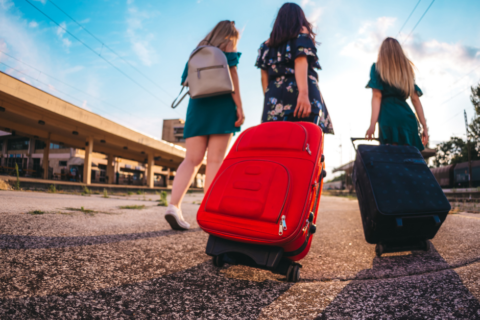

{"left": 0, "top": 190, "right": 479, "bottom": 319}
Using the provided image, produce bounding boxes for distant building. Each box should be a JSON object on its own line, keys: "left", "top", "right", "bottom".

{"left": 0, "top": 132, "right": 169, "bottom": 186}
{"left": 162, "top": 119, "right": 185, "bottom": 147}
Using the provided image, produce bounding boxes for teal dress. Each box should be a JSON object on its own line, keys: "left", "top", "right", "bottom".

{"left": 181, "top": 52, "right": 242, "bottom": 139}
{"left": 366, "top": 63, "right": 424, "bottom": 151}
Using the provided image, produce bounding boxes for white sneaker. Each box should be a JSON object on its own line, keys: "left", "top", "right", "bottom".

{"left": 164, "top": 205, "right": 190, "bottom": 230}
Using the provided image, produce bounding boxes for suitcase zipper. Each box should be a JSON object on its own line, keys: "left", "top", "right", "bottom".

{"left": 306, "top": 144, "right": 312, "bottom": 155}
{"left": 278, "top": 215, "right": 287, "bottom": 236}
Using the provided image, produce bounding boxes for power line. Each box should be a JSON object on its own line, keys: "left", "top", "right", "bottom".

{"left": 397, "top": 0, "right": 422, "bottom": 37}
{"left": 0, "top": 50, "right": 142, "bottom": 120}
{"left": 438, "top": 110, "right": 463, "bottom": 126}
{"left": 439, "top": 87, "right": 471, "bottom": 106}
{"left": 402, "top": 0, "right": 435, "bottom": 44}
{"left": 23, "top": 0, "right": 180, "bottom": 116}
{"left": 46, "top": 0, "right": 174, "bottom": 99}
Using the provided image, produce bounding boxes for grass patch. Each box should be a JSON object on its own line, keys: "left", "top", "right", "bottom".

{"left": 136, "top": 190, "right": 143, "bottom": 195}
{"left": 65, "top": 206, "right": 96, "bottom": 216}
{"left": 449, "top": 207, "right": 461, "bottom": 214}
{"left": 82, "top": 185, "right": 91, "bottom": 196}
{"left": 103, "top": 188, "right": 109, "bottom": 198}
{"left": 48, "top": 184, "right": 57, "bottom": 193}
{"left": 127, "top": 191, "right": 133, "bottom": 196}
{"left": 0, "top": 179, "right": 10, "bottom": 191}
{"left": 28, "top": 210, "right": 45, "bottom": 215}
{"left": 15, "top": 163, "right": 20, "bottom": 190}
{"left": 119, "top": 205, "right": 146, "bottom": 210}
{"left": 157, "top": 191, "right": 168, "bottom": 206}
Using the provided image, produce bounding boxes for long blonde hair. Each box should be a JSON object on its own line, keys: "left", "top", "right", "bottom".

{"left": 377, "top": 37, "right": 415, "bottom": 98}
{"left": 197, "top": 20, "right": 239, "bottom": 51}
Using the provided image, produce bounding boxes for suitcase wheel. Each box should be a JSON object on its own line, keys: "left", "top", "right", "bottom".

{"left": 375, "top": 244, "right": 385, "bottom": 257}
{"left": 286, "top": 264, "right": 301, "bottom": 282}
{"left": 212, "top": 255, "right": 225, "bottom": 268}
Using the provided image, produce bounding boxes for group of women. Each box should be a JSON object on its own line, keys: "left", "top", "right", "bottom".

{"left": 163, "top": 2, "right": 429, "bottom": 231}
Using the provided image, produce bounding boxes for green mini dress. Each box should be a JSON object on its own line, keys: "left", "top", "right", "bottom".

{"left": 181, "top": 52, "right": 242, "bottom": 139}
{"left": 366, "top": 63, "right": 424, "bottom": 151}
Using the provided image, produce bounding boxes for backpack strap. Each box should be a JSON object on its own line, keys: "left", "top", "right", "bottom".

{"left": 171, "top": 85, "right": 189, "bottom": 109}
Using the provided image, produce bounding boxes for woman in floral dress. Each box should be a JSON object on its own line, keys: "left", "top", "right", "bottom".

{"left": 255, "top": 2, "right": 334, "bottom": 134}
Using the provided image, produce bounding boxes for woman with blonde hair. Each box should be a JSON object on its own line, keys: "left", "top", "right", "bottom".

{"left": 366, "top": 37, "right": 428, "bottom": 150}
{"left": 164, "top": 20, "right": 245, "bottom": 230}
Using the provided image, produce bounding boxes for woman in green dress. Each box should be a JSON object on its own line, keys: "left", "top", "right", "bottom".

{"left": 165, "top": 21, "right": 245, "bottom": 230}
{"left": 366, "top": 37, "right": 428, "bottom": 150}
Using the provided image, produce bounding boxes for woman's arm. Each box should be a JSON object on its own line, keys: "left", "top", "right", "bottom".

{"left": 230, "top": 66, "right": 245, "bottom": 127}
{"left": 261, "top": 69, "right": 269, "bottom": 94}
{"left": 410, "top": 92, "right": 429, "bottom": 146}
{"left": 294, "top": 56, "right": 311, "bottom": 118}
{"left": 366, "top": 89, "right": 382, "bottom": 140}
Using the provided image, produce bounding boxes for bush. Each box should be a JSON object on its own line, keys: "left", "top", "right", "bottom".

{"left": 103, "top": 188, "right": 109, "bottom": 198}
{"left": 48, "top": 184, "right": 56, "bottom": 193}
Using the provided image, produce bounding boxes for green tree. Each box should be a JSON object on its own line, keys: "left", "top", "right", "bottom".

{"left": 433, "top": 82, "right": 480, "bottom": 167}
{"left": 468, "top": 82, "right": 480, "bottom": 152}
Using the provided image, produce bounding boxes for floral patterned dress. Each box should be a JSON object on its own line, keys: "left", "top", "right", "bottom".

{"left": 255, "top": 33, "right": 334, "bottom": 134}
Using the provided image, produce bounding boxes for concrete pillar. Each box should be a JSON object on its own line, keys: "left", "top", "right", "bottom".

{"left": 43, "top": 135, "right": 50, "bottom": 180}
{"left": 107, "top": 154, "right": 114, "bottom": 184}
{"left": 26, "top": 138, "right": 35, "bottom": 176}
{"left": 147, "top": 153, "right": 154, "bottom": 188}
{"left": 83, "top": 137, "right": 93, "bottom": 185}
{"left": 1, "top": 137, "right": 7, "bottom": 166}
{"left": 167, "top": 168, "right": 172, "bottom": 187}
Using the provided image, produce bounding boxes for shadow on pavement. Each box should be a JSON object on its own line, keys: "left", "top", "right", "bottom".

{"left": 316, "top": 242, "right": 480, "bottom": 319}
{"left": 0, "top": 228, "right": 201, "bottom": 250}
{"left": 0, "top": 261, "right": 293, "bottom": 319}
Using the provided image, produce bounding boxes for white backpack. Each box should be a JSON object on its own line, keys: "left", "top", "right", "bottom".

{"left": 172, "top": 46, "right": 234, "bottom": 108}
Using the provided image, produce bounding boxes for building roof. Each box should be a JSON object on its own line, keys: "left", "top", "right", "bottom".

{"left": 0, "top": 72, "right": 205, "bottom": 172}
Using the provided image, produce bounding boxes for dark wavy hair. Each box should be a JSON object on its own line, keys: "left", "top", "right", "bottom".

{"left": 267, "top": 3, "right": 315, "bottom": 48}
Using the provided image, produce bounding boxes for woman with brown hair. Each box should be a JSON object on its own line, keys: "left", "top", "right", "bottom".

{"left": 255, "top": 2, "right": 334, "bottom": 133}
{"left": 365, "top": 37, "right": 428, "bottom": 150}
{"left": 164, "top": 20, "right": 245, "bottom": 230}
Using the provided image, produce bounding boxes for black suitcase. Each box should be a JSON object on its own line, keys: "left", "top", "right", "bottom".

{"left": 351, "top": 139, "right": 451, "bottom": 256}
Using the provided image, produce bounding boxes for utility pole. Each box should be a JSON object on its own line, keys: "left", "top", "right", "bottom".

{"left": 465, "top": 110, "right": 472, "bottom": 188}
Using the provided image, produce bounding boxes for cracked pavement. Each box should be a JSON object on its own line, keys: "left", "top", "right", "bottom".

{"left": 1, "top": 191, "right": 479, "bottom": 319}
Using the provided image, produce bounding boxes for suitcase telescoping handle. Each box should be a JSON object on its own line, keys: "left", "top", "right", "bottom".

{"left": 350, "top": 137, "right": 380, "bottom": 151}
{"left": 396, "top": 215, "right": 442, "bottom": 228}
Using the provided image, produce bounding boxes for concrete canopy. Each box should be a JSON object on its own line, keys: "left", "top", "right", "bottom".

{"left": 0, "top": 72, "right": 205, "bottom": 173}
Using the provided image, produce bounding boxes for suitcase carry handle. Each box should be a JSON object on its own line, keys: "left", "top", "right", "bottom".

{"left": 396, "top": 215, "right": 441, "bottom": 228}
{"left": 351, "top": 137, "right": 380, "bottom": 151}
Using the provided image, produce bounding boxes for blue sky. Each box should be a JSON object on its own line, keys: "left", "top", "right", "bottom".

{"left": 1, "top": 0, "right": 479, "bottom": 175}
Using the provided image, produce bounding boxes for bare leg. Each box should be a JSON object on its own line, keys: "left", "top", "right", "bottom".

{"left": 204, "top": 134, "right": 232, "bottom": 192}
{"left": 170, "top": 136, "right": 208, "bottom": 209}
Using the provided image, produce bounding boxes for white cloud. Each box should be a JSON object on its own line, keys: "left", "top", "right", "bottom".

{"left": 301, "top": 0, "right": 312, "bottom": 7}
{"left": 56, "top": 21, "right": 72, "bottom": 49}
{"left": 29, "top": 21, "right": 38, "bottom": 28}
{"left": 33, "top": 0, "right": 46, "bottom": 4}
{"left": 126, "top": 2, "right": 157, "bottom": 66}
{"left": 81, "top": 100, "right": 92, "bottom": 111}
{"left": 308, "top": 7, "right": 323, "bottom": 28}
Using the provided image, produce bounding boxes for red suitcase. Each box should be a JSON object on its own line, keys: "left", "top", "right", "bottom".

{"left": 197, "top": 121, "right": 326, "bottom": 282}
